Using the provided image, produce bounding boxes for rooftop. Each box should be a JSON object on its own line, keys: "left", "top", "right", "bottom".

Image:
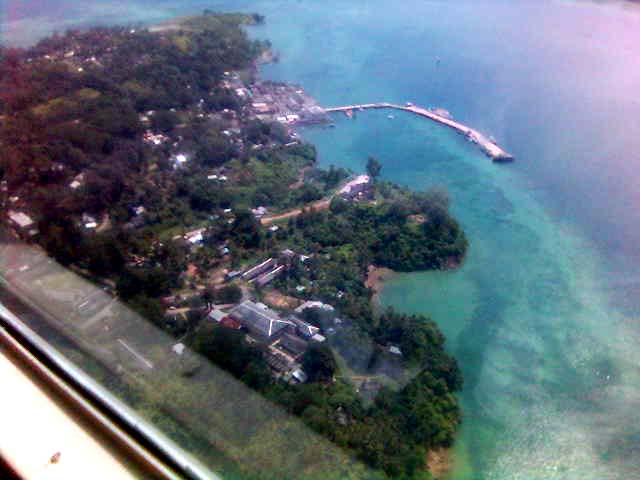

{"left": 295, "top": 301, "right": 335, "bottom": 314}
{"left": 8, "top": 211, "right": 35, "bottom": 228}
{"left": 231, "top": 301, "right": 294, "bottom": 339}
{"left": 207, "top": 309, "right": 226, "bottom": 322}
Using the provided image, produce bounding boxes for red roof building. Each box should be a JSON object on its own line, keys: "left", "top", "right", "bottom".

{"left": 219, "top": 316, "right": 242, "bottom": 330}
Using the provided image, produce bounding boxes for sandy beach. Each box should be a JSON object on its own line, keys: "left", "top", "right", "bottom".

{"left": 365, "top": 265, "right": 395, "bottom": 300}
{"left": 427, "top": 447, "right": 452, "bottom": 479}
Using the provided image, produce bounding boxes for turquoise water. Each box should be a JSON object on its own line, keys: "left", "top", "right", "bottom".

{"left": 4, "top": 0, "right": 640, "bottom": 478}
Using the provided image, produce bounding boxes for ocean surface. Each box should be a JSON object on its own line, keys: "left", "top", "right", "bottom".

{"left": 3, "top": 0, "right": 640, "bottom": 478}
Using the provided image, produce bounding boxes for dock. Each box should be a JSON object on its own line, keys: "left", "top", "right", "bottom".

{"left": 324, "top": 103, "right": 514, "bottom": 162}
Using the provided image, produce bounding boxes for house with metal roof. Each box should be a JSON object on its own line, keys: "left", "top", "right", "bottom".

{"left": 8, "top": 210, "right": 38, "bottom": 236}
{"left": 289, "top": 316, "right": 320, "bottom": 339}
{"left": 207, "top": 308, "right": 227, "bottom": 322}
{"left": 242, "top": 258, "right": 275, "bottom": 281}
{"left": 277, "top": 333, "right": 309, "bottom": 359}
{"left": 230, "top": 300, "right": 294, "bottom": 341}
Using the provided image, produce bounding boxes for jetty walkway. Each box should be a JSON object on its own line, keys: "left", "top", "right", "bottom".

{"left": 324, "top": 103, "right": 514, "bottom": 162}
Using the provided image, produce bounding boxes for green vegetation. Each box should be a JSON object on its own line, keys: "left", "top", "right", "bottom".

{"left": 302, "top": 344, "right": 338, "bottom": 382}
{"left": 188, "top": 313, "right": 461, "bottom": 479}
{"left": 366, "top": 155, "right": 383, "bottom": 180}
{"left": 288, "top": 187, "right": 466, "bottom": 271}
{"left": 0, "top": 13, "right": 467, "bottom": 480}
{"left": 270, "top": 183, "right": 467, "bottom": 336}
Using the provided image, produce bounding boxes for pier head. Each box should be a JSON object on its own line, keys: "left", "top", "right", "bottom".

{"left": 324, "top": 103, "right": 514, "bottom": 163}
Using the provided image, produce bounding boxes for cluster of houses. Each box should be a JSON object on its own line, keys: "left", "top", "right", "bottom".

{"left": 236, "top": 249, "right": 301, "bottom": 288}
{"left": 248, "top": 82, "right": 328, "bottom": 126}
{"left": 207, "top": 299, "right": 330, "bottom": 383}
{"left": 183, "top": 248, "right": 333, "bottom": 382}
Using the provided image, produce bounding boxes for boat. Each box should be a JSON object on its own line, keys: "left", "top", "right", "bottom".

{"left": 387, "top": 114, "right": 395, "bottom": 120}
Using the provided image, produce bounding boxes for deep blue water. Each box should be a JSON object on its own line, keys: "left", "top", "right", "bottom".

{"left": 3, "top": 1, "right": 640, "bottom": 478}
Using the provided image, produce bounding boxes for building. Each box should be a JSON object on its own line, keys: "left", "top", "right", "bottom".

{"left": 277, "top": 333, "right": 308, "bottom": 359}
{"left": 251, "top": 206, "right": 268, "bottom": 218}
{"left": 82, "top": 213, "right": 98, "bottom": 229}
{"left": 8, "top": 211, "right": 38, "bottom": 236}
{"left": 241, "top": 258, "right": 275, "bottom": 281}
{"left": 254, "top": 265, "right": 285, "bottom": 287}
{"left": 230, "top": 300, "right": 294, "bottom": 342}
{"left": 291, "top": 369, "right": 308, "bottom": 383}
{"left": 184, "top": 228, "right": 206, "bottom": 245}
{"left": 225, "top": 270, "right": 242, "bottom": 282}
{"left": 294, "top": 300, "right": 335, "bottom": 314}
{"left": 265, "top": 350, "right": 292, "bottom": 374}
{"left": 388, "top": 345, "right": 403, "bottom": 356}
{"left": 173, "top": 153, "right": 188, "bottom": 169}
{"left": 207, "top": 309, "right": 226, "bottom": 322}
{"left": 339, "top": 175, "right": 371, "bottom": 200}
{"left": 279, "top": 249, "right": 297, "bottom": 266}
{"left": 219, "top": 317, "right": 243, "bottom": 330}
{"left": 290, "top": 316, "right": 320, "bottom": 339}
{"left": 69, "top": 173, "right": 85, "bottom": 190}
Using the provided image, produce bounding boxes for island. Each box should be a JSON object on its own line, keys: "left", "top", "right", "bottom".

{"left": 0, "top": 12, "right": 466, "bottom": 480}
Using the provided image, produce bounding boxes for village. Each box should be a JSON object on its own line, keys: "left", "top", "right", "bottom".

{"left": 5, "top": 169, "right": 379, "bottom": 387}
{"left": 163, "top": 173, "right": 377, "bottom": 386}
{"left": 0, "top": 13, "right": 474, "bottom": 480}
{"left": 1, "top": 43, "right": 379, "bottom": 388}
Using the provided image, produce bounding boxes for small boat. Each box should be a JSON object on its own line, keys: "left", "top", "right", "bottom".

{"left": 345, "top": 109, "right": 354, "bottom": 118}
{"left": 387, "top": 114, "right": 395, "bottom": 119}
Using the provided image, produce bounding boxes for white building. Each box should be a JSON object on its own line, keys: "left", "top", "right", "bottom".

{"left": 8, "top": 211, "right": 35, "bottom": 229}
{"left": 208, "top": 309, "right": 227, "bottom": 322}
{"left": 294, "top": 301, "right": 335, "bottom": 314}
{"left": 172, "top": 343, "right": 186, "bottom": 356}
{"left": 173, "top": 153, "right": 188, "bottom": 169}
{"left": 184, "top": 228, "right": 206, "bottom": 245}
{"left": 339, "top": 175, "right": 371, "bottom": 198}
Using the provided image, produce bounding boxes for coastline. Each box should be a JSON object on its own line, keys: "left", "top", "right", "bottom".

{"left": 365, "top": 265, "right": 396, "bottom": 304}
{"left": 365, "top": 255, "right": 463, "bottom": 301}
{"left": 366, "top": 263, "right": 455, "bottom": 480}
{"left": 427, "top": 447, "right": 453, "bottom": 479}
{"left": 253, "top": 30, "right": 464, "bottom": 477}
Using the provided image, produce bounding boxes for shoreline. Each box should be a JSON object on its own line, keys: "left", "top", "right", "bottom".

{"left": 365, "top": 265, "right": 396, "bottom": 303}
{"left": 365, "top": 254, "right": 463, "bottom": 299}
{"left": 427, "top": 447, "right": 453, "bottom": 479}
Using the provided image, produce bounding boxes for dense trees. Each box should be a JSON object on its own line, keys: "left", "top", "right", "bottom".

{"left": 187, "top": 317, "right": 460, "bottom": 479}
{"left": 205, "top": 284, "right": 243, "bottom": 305}
{"left": 286, "top": 185, "right": 467, "bottom": 274}
{"left": 191, "top": 323, "right": 271, "bottom": 388}
{"left": 302, "top": 344, "right": 337, "bottom": 382}
{"left": 366, "top": 156, "right": 382, "bottom": 180}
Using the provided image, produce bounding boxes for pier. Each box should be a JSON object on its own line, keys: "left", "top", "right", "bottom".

{"left": 324, "top": 103, "right": 514, "bottom": 162}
